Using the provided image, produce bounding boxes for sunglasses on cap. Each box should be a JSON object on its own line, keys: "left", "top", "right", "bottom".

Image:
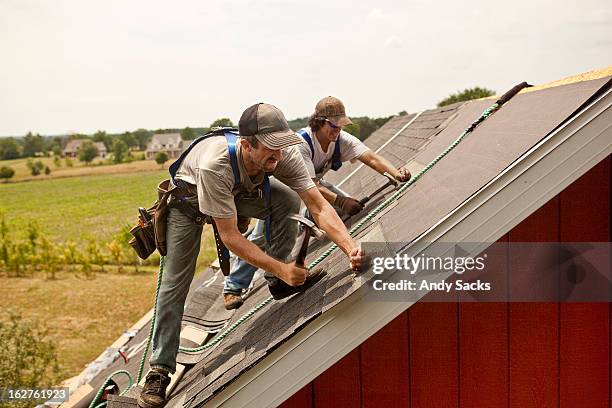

{"left": 318, "top": 117, "right": 340, "bottom": 129}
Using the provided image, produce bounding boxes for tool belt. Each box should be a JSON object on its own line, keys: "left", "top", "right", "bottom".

{"left": 167, "top": 182, "right": 234, "bottom": 276}
{"left": 129, "top": 179, "right": 175, "bottom": 259}
{"left": 129, "top": 179, "right": 241, "bottom": 277}
{"left": 134, "top": 129, "right": 244, "bottom": 273}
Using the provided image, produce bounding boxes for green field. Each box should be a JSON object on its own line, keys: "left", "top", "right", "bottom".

{"left": 0, "top": 171, "right": 218, "bottom": 379}
{"left": 0, "top": 170, "right": 166, "bottom": 243}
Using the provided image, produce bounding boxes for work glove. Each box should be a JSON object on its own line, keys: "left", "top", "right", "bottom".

{"left": 395, "top": 167, "right": 412, "bottom": 182}
{"left": 335, "top": 196, "right": 364, "bottom": 216}
{"left": 237, "top": 215, "right": 250, "bottom": 234}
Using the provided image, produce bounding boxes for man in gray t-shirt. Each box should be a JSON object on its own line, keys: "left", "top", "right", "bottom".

{"left": 138, "top": 103, "right": 364, "bottom": 408}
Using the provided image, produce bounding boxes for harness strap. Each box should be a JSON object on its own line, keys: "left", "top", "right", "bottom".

{"left": 211, "top": 220, "right": 231, "bottom": 276}
{"left": 224, "top": 131, "right": 241, "bottom": 187}
{"left": 297, "top": 129, "right": 314, "bottom": 158}
{"left": 263, "top": 175, "right": 271, "bottom": 245}
{"left": 297, "top": 128, "right": 343, "bottom": 171}
{"left": 331, "top": 138, "right": 342, "bottom": 171}
{"left": 169, "top": 128, "right": 241, "bottom": 186}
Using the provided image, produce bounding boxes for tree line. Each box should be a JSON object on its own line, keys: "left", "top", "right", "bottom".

{"left": 0, "top": 113, "right": 398, "bottom": 163}
{"left": 1, "top": 86, "right": 495, "bottom": 163}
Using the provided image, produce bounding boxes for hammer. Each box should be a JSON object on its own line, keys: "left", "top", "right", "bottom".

{"left": 289, "top": 214, "right": 326, "bottom": 266}
{"left": 358, "top": 172, "right": 399, "bottom": 206}
{"left": 341, "top": 172, "right": 401, "bottom": 222}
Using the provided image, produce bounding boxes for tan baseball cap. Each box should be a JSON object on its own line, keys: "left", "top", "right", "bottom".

{"left": 239, "top": 103, "right": 302, "bottom": 150}
{"left": 314, "top": 96, "right": 353, "bottom": 127}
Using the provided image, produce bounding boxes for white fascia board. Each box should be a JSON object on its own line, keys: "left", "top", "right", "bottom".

{"left": 202, "top": 88, "right": 612, "bottom": 408}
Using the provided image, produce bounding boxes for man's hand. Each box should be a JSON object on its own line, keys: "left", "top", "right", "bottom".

{"left": 335, "top": 196, "right": 364, "bottom": 216}
{"left": 348, "top": 246, "right": 365, "bottom": 271}
{"left": 395, "top": 167, "right": 411, "bottom": 182}
{"left": 277, "top": 261, "right": 308, "bottom": 286}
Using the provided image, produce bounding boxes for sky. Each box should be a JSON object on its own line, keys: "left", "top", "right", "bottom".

{"left": 1, "top": 0, "right": 611, "bottom": 136}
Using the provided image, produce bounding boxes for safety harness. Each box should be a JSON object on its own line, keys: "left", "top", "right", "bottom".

{"left": 297, "top": 128, "right": 343, "bottom": 171}
{"left": 169, "top": 128, "right": 271, "bottom": 275}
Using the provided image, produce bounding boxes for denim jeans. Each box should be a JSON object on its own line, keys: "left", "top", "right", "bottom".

{"left": 149, "top": 178, "right": 301, "bottom": 373}
{"left": 222, "top": 178, "right": 348, "bottom": 294}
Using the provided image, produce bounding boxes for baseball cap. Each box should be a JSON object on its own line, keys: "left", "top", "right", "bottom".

{"left": 239, "top": 103, "right": 303, "bottom": 150}
{"left": 315, "top": 96, "right": 353, "bottom": 126}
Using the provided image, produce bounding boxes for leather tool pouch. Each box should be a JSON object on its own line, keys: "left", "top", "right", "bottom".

{"left": 129, "top": 179, "right": 175, "bottom": 259}
{"left": 129, "top": 208, "right": 156, "bottom": 260}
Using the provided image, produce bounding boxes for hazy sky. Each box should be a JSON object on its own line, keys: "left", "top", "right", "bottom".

{"left": 1, "top": 0, "right": 611, "bottom": 136}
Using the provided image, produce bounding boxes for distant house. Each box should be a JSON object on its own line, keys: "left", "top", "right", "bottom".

{"left": 62, "top": 139, "right": 107, "bottom": 158}
{"left": 145, "top": 133, "right": 185, "bottom": 160}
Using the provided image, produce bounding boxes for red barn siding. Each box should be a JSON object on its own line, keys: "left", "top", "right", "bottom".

{"left": 508, "top": 197, "right": 560, "bottom": 408}
{"left": 409, "top": 302, "right": 459, "bottom": 407}
{"left": 283, "top": 383, "right": 313, "bottom": 408}
{"left": 313, "top": 349, "right": 361, "bottom": 407}
{"left": 280, "top": 156, "right": 611, "bottom": 408}
{"left": 360, "top": 313, "right": 409, "bottom": 407}
{"left": 558, "top": 157, "right": 610, "bottom": 408}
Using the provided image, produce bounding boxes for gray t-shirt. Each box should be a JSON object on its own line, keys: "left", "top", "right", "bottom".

{"left": 174, "top": 136, "right": 315, "bottom": 218}
{"left": 297, "top": 127, "right": 370, "bottom": 179}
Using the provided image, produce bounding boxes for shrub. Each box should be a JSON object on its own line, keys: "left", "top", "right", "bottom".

{"left": 26, "top": 159, "right": 45, "bottom": 176}
{"left": 0, "top": 313, "right": 62, "bottom": 389}
{"left": 0, "top": 166, "right": 15, "bottom": 182}
{"left": 155, "top": 152, "right": 169, "bottom": 168}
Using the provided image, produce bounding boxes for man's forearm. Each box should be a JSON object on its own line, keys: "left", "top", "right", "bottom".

{"left": 360, "top": 151, "right": 401, "bottom": 179}
{"left": 311, "top": 202, "right": 357, "bottom": 255}
{"left": 222, "top": 230, "right": 284, "bottom": 276}
{"left": 316, "top": 183, "right": 337, "bottom": 204}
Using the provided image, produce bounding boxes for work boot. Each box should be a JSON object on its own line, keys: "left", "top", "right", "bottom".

{"left": 223, "top": 293, "right": 244, "bottom": 310}
{"left": 137, "top": 369, "right": 171, "bottom": 408}
{"left": 268, "top": 269, "right": 326, "bottom": 300}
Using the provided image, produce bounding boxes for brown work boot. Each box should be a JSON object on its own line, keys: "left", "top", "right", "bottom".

{"left": 223, "top": 293, "right": 244, "bottom": 310}
{"left": 137, "top": 369, "right": 171, "bottom": 408}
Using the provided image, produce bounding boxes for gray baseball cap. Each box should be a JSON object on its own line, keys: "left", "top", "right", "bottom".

{"left": 239, "top": 103, "right": 303, "bottom": 150}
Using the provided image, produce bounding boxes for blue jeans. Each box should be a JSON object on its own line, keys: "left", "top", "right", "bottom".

{"left": 223, "top": 220, "right": 266, "bottom": 294}
{"left": 149, "top": 178, "right": 301, "bottom": 373}
{"left": 222, "top": 178, "right": 348, "bottom": 294}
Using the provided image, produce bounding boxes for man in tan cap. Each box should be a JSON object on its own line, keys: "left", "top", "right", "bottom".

{"left": 298, "top": 96, "right": 411, "bottom": 213}
{"left": 223, "top": 97, "right": 410, "bottom": 310}
{"left": 138, "top": 102, "right": 364, "bottom": 408}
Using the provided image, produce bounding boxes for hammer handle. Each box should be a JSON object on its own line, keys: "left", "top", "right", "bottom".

{"left": 358, "top": 179, "right": 396, "bottom": 206}
{"left": 296, "top": 228, "right": 312, "bottom": 267}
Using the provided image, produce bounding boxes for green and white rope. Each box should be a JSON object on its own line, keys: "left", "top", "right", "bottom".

{"left": 87, "top": 370, "right": 133, "bottom": 408}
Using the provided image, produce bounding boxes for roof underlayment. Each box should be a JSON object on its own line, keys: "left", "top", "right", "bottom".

{"left": 67, "top": 71, "right": 612, "bottom": 408}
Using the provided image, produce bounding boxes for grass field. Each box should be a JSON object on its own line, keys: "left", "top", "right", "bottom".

{"left": 0, "top": 155, "right": 163, "bottom": 182}
{"left": 0, "top": 269, "right": 160, "bottom": 377}
{"left": 1, "top": 170, "right": 166, "bottom": 243}
{"left": 0, "top": 169, "right": 217, "bottom": 380}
